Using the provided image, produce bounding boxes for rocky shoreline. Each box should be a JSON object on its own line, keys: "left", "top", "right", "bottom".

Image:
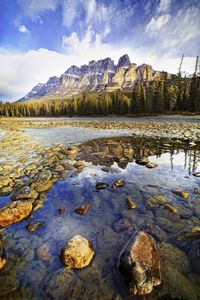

{"left": 1, "top": 118, "right": 200, "bottom": 141}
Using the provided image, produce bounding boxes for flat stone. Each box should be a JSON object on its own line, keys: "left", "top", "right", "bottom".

{"left": 193, "top": 173, "right": 200, "bottom": 177}
{"left": 11, "top": 186, "right": 38, "bottom": 201}
{"left": 60, "top": 235, "right": 94, "bottom": 269}
{"left": 118, "top": 231, "right": 162, "bottom": 295}
{"left": 0, "top": 186, "right": 12, "bottom": 196}
{"left": 175, "top": 226, "right": 200, "bottom": 241}
{"left": 95, "top": 182, "right": 109, "bottom": 190}
{"left": 0, "top": 200, "right": 33, "bottom": 227}
{"left": 74, "top": 204, "right": 91, "bottom": 215}
{"left": 31, "top": 170, "right": 53, "bottom": 192}
{"left": 0, "top": 176, "right": 12, "bottom": 187}
{"left": 147, "top": 194, "right": 167, "bottom": 208}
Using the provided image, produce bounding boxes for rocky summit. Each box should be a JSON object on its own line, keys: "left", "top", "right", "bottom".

{"left": 18, "top": 54, "right": 171, "bottom": 101}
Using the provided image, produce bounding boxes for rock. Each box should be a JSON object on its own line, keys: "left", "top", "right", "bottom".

{"left": 31, "top": 170, "right": 53, "bottom": 192}
{"left": 11, "top": 186, "right": 38, "bottom": 201}
{"left": 60, "top": 235, "right": 95, "bottom": 269}
{"left": 163, "top": 203, "right": 178, "bottom": 215}
{"left": 54, "top": 164, "right": 65, "bottom": 172}
{"left": 135, "top": 157, "right": 149, "bottom": 166}
{"left": 74, "top": 204, "right": 91, "bottom": 215}
{"left": 0, "top": 200, "right": 33, "bottom": 227}
{"left": 194, "top": 187, "right": 200, "bottom": 195}
{"left": 0, "top": 176, "right": 12, "bottom": 187}
{"left": 113, "top": 218, "right": 134, "bottom": 233}
{"left": 175, "top": 226, "right": 200, "bottom": 241}
{"left": 118, "top": 231, "right": 162, "bottom": 295}
{"left": 0, "top": 186, "right": 12, "bottom": 196}
{"left": 145, "top": 162, "right": 158, "bottom": 169}
{"left": 0, "top": 239, "right": 6, "bottom": 270}
{"left": 37, "top": 243, "right": 52, "bottom": 261}
{"left": 172, "top": 189, "right": 190, "bottom": 200}
{"left": 126, "top": 196, "right": 137, "bottom": 209}
{"left": 73, "top": 160, "right": 85, "bottom": 169}
{"left": 26, "top": 221, "right": 45, "bottom": 232}
{"left": 147, "top": 194, "right": 167, "bottom": 208}
{"left": 62, "top": 163, "right": 75, "bottom": 170}
{"left": 193, "top": 172, "right": 200, "bottom": 177}
{"left": 111, "top": 179, "right": 125, "bottom": 189}
{"left": 95, "top": 182, "right": 109, "bottom": 190}
{"left": 58, "top": 207, "right": 66, "bottom": 214}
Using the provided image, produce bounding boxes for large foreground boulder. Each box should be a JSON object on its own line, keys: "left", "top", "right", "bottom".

{"left": 118, "top": 231, "right": 162, "bottom": 295}
{"left": 0, "top": 200, "right": 33, "bottom": 227}
{"left": 60, "top": 235, "right": 95, "bottom": 269}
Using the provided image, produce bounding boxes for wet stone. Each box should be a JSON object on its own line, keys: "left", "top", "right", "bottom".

{"left": 26, "top": 221, "right": 45, "bottom": 232}
{"left": 0, "top": 186, "right": 12, "bottom": 196}
{"left": 37, "top": 243, "right": 52, "bottom": 261}
{"left": 74, "top": 204, "right": 91, "bottom": 215}
{"left": 163, "top": 203, "right": 179, "bottom": 215}
{"left": 146, "top": 162, "right": 158, "bottom": 169}
{"left": 111, "top": 179, "right": 125, "bottom": 189}
{"left": 126, "top": 196, "right": 137, "bottom": 209}
{"left": 118, "top": 231, "right": 162, "bottom": 295}
{"left": 60, "top": 235, "right": 95, "bottom": 269}
{"left": 172, "top": 189, "right": 190, "bottom": 200}
{"left": 0, "top": 200, "right": 33, "bottom": 227}
{"left": 193, "top": 172, "right": 200, "bottom": 177}
{"left": 175, "top": 226, "right": 200, "bottom": 241}
{"left": 11, "top": 186, "right": 38, "bottom": 201}
{"left": 95, "top": 182, "right": 109, "bottom": 190}
{"left": 0, "top": 239, "right": 6, "bottom": 270}
{"left": 135, "top": 157, "right": 149, "bottom": 166}
{"left": 31, "top": 170, "right": 53, "bottom": 193}
{"left": 58, "top": 207, "right": 66, "bottom": 214}
{"left": 113, "top": 218, "right": 134, "bottom": 233}
{"left": 147, "top": 194, "right": 167, "bottom": 208}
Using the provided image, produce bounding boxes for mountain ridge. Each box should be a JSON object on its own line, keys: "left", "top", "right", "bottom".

{"left": 18, "top": 54, "right": 172, "bottom": 102}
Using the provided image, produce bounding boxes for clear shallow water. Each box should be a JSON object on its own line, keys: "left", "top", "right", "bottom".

{"left": 1, "top": 135, "right": 200, "bottom": 299}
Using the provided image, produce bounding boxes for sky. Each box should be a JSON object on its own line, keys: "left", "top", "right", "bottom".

{"left": 0, "top": 0, "right": 200, "bottom": 101}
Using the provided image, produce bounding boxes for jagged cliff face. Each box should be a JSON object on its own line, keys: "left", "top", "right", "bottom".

{"left": 19, "top": 54, "right": 171, "bottom": 101}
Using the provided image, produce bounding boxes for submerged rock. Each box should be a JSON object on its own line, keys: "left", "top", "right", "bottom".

{"left": 163, "top": 203, "right": 179, "bottom": 215}
{"left": 37, "top": 243, "right": 52, "bottom": 261}
{"left": 58, "top": 207, "right": 66, "bottom": 214}
{"left": 0, "top": 200, "right": 33, "bottom": 227}
{"left": 26, "top": 220, "right": 45, "bottom": 232}
{"left": 126, "top": 196, "right": 137, "bottom": 209}
{"left": 0, "top": 239, "right": 6, "bottom": 270}
{"left": 175, "top": 226, "right": 200, "bottom": 241}
{"left": 95, "top": 182, "right": 109, "bottom": 190}
{"left": 74, "top": 204, "right": 91, "bottom": 215}
{"left": 118, "top": 231, "right": 162, "bottom": 295}
{"left": 31, "top": 170, "right": 53, "bottom": 192}
{"left": 111, "top": 179, "right": 125, "bottom": 189}
{"left": 113, "top": 218, "right": 134, "bottom": 233}
{"left": 60, "top": 235, "right": 95, "bottom": 269}
{"left": 147, "top": 194, "right": 167, "bottom": 208}
{"left": 11, "top": 186, "right": 38, "bottom": 201}
{"left": 172, "top": 189, "right": 190, "bottom": 200}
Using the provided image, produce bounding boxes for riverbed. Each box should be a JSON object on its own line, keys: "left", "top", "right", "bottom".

{"left": 0, "top": 120, "right": 200, "bottom": 300}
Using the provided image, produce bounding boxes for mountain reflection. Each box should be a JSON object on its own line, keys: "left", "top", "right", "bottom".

{"left": 78, "top": 136, "right": 200, "bottom": 174}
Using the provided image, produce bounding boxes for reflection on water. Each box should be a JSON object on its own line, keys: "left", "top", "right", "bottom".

{"left": 1, "top": 136, "right": 200, "bottom": 300}
{"left": 79, "top": 136, "right": 200, "bottom": 174}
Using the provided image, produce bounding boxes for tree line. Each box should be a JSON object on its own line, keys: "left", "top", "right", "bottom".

{"left": 0, "top": 71, "right": 199, "bottom": 117}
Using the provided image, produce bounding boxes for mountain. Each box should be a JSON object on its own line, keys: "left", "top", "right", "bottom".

{"left": 18, "top": 54, "right": 172, "bottom": 102}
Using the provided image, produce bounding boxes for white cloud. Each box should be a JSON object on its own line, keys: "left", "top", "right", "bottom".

{"left": 157, "top": 0, "right": 171, "bottom": 13}
{"left": 146, "top": 14, "right": 171, "bottom": 31}
{"left": 18, "top": 24, "right": 30, "bottom": 33}
{"left": 17, "top": 0, "right": 58, "bottom": 20}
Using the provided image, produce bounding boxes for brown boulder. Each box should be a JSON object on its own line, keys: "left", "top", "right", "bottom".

{"left": 118, "top": 231, "right": 162, "bottom": 295}
{"left": 0, "top": 200, "right": 33, "bottom": 227}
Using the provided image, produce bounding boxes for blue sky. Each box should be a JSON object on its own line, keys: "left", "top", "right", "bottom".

{"left": 0, "top": 0, "right": 200, "bottom": 101}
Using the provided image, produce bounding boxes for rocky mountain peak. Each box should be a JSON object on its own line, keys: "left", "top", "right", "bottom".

{"left": 117, "top": 54, "right": 131, "bottom": 69}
